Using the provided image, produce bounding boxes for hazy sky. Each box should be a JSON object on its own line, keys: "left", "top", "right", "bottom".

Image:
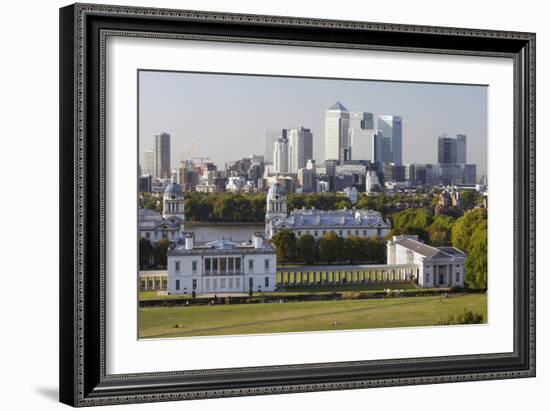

{"left": 139, "top": 70, "right": 487, "bottom": 174}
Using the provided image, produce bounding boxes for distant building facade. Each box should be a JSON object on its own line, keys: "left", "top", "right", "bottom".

{"left": 265, "top": 183, "right": 391, "bottom": 239}
{"left": 167, "top": 233, "right": 277, "bottom": 294}
{"left": 387, "top": 235, "right": 465, "bottom": 288}
{"left": 139, "top": 180, "right": 185, "bottom": 243}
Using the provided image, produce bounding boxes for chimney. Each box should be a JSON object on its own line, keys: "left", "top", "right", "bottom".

{"left": 185, "top": 233, "right": 194, "bottom": 250}
{"left": 252, "top": 232, "right": 263, "bottom": 249}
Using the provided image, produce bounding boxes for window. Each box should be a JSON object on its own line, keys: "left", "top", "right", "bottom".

{"left": 145, "top": 232, "right": 150, "bottom": 239}
{"left": 265, "top": 277, "right": 269, "bottom": 287}
{"left": 175, "top": 279, "right": 180, "bottom": 290}
{"left": 220, "top": 258, "right": 227, "bottom": 273}
{"left": 322, "top": 230, "right": 326, "bottom": 235}
{"left": 314, "top": 231, "right": 318, "bottom": 236}
{"left": 456, "top": 272, "right": 460, "bottom": 282}
{"left": 220, "top": 279, "right": 226, "bottom": 288}
{"left": 339, "top": 230, "right": 343, "bottom": 236}
{"left": 192, "top": 279, "right": 197, "bottom": 290}
{"left": 212, "top": 258, "right": 218, "bottom": 272}
{"left": 205, "top": 258, "right": 211, "bottom": 273}
{"left": 363, "top": 230, "right": 367, "bottom": 235}
{"left": 192, "top": 261, "right": 197, "bottom": 273}
{"left": 175, "top": 261, "right": 180, "bottom": 273}
{"left": 355, "top": 230, "right": 359, "bottom": 235}
{"left": 249, "top": 260, "right": 254, "bottom": 271}
{"left": 264, "top": 259, "right": 269, "bottom": 270}
{"left": 235, "top": 257, "right": 241, "bottom": 272}
{"left": 249, "top": 277, "right": 253, "bottom": 290}
{"left": 228, "top": 257, "right": 234, "bottom": 272}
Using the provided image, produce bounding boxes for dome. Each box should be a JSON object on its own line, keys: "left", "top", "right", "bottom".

{"left": 164, "top": 181, "right": 183, "bottom": 199}
{"left": 268, "top": 183, "right": 286, "bottom": 198}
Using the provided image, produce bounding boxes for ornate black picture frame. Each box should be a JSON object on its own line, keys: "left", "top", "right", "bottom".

{"left": 59, "top": 3, "right": 535, "bottom": 407}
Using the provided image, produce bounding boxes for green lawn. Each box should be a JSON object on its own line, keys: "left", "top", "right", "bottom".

{"left": 139, "top": 293, "right": 487, "bottom": 339}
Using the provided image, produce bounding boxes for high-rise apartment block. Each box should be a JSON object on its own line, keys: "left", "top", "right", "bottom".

{"left": 377, "top": 115, "right": 403, "bottom": 165}
{"left": 154, "top": 132, "right": 171, "bottom": 178}
{"left": 288, "top": 127, "right": 313, "bottom": 173}
{"left": 142, "top": 149, "right": 155, "bottom": 176}
{"left": 273, "top": 137, "right": 289, "bottom": 174}
{"left": 264, "top": 129, "right": 287, "bottom": 164}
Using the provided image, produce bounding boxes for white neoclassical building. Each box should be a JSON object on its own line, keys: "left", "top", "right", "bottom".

{"left": 167, "top": 233, "right": 277, "bottom": 295}
{"left": 139, "top": 179, "right": 185, "bottom": 243}
{"left": 264, "top": 182, "right": 391, "bottom": 240}
{"left": 387, "top": 235, "right": 465, "bottom": 287}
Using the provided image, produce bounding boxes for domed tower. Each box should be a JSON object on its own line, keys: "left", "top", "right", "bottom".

{"left": 265, "top": 182, "right": 287, "bottom": 223}
{"left": 162, "top": 179, "right": 185, "bottom": 221}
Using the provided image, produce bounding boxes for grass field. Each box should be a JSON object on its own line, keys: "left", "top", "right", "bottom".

{"left": 139, "top": 293, "right": 487, "bottom": 339}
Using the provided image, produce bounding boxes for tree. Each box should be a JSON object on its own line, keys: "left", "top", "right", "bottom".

{"left": 427, "top": 215, "right": 456, "bottom": 246}
{"left": 318, "top": 232, "right": 343, "bottom": 263}
{"left": 465, "top": 221, "right": 488, "bottom": 288}
{"left": 451, "top": 208, "right": 487, "bottom": 252}
{"left": 364, "top": 237, "right": 386, "bottom": 264}
{"left": 391, "top": 208, "right": 434, "bottom": 242}
{"left": 460, "top": 190, "right": 480, "bottom": 210}
{"left": 297, "top": 234, "right": 316, "bottom": 264}
{"left": 139, "top": 237, "right": 154, "bottom": 268}
{"left": 343, "top": 236, "right": 365, "bottom": 263}
{"left": 154, "top": 238, "right": 171, "bottom": 268}
{"left": 451, "top": 208, "right": 488, "bottom": 289}
{"left": 271, "top": 229, "right": 297, "bottom": 265}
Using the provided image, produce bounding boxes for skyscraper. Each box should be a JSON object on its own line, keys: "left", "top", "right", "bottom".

{"left": 264, "top": 129, "right": 287, "bottom": 164}
{"left": 438, "top": 133, "right": 467, "bottom": 164}
{"left": 288, "top": 127, "right": 313, "bottom": 173}
{"left": 349, "top": 111, "right": 375, "bottom": 161}
{"left": 377, "top": 115, "right": 403, "bottom": 165}
{"left": 324, "top": 102, "right": 350, "bottom": 162}
{"left": 142, "top": 149, "right": 155, "bottom": 176}
{"left": 273, "top": 137, "right": 289, "bottom": 174}
{"left": 456, "top": 134, "right": 467, "bottom": 164}
{"left": 154, "top": 132, "right": 171, "bottom": 178}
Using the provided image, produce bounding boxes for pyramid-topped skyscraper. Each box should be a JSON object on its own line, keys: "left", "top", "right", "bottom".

{"left": 325, "top": 101, "right": 351, "bottom": 162}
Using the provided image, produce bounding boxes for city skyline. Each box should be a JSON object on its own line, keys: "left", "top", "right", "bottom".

{"left": 138, "top": 70, "right": 487, "bottom": 174}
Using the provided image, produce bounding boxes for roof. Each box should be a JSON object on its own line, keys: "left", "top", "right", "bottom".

{"left": 138, "top": 208, "right": 183, "bottom": 230}
{"left": 164, "top": 181, "right": 183, "bottom": 197}
{"left": 270, "top": 208, "right": 390, "bottom": 229}
{"left": 279, "top": 263, "right": 416, "bottom": 272}
{"left": 328, "top": 101, "right": 348, "bottom": 111}
{"left": 395, "top": 238, "right": 464, "bottom": 259}
{"left": 169, "top": 238, "right": 274, "bottom": 256}
{"left": 268, "top": 183, "right": 286, "bottom": 197}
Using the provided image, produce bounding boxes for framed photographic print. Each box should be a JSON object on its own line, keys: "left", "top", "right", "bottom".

{"left": 59, "top": 3, "right": 536, "bottom": 407}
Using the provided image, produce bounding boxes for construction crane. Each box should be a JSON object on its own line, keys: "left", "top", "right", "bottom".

{"left": 178, "top": 138, "right": 199, "bottom": 169}
{"left": 191, "top": 156, "right": 211, "bottom": 164}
